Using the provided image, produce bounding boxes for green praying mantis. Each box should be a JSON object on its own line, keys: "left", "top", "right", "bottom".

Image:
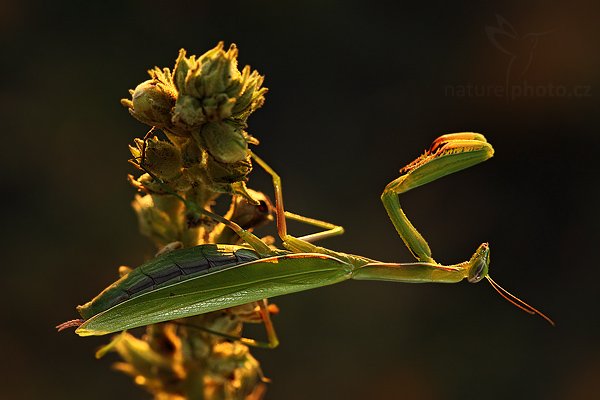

{"left": 57, "top": 132, "right": 553, "bottom": 346}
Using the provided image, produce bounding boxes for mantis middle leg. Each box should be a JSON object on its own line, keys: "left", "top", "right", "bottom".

{"left": 250, "top": 152, "right": 346, "bottom": 256}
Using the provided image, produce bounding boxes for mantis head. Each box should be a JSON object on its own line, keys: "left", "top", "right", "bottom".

{"left": 467, "top": 242, "right": 490, "bottom": 283}
{"left": 467, "top": 242, "right": 555, "bottom": 326}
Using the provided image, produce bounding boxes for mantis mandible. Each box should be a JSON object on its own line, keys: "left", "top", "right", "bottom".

{"left": 58, "top": 132, "right": 553, "bottom": 345}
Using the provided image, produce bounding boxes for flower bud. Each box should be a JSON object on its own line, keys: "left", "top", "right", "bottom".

{"left": 231, "top": 67, "right": 268, "bottom": 119}
{"left": 122, "top": 66, "right": 177, "bottom": 128}
{"left": 129, "top": 137, "right": 183, "bottom": 181}
{"left": 200, "top": 121, "right": 248, "bottom": 164}
{"left": 96, "top": 330, "right": 185, "bottom": 392}
{"left": 202, "top": 93, "right": 236, "bottom": 121}
{"left": 132, "top": 194, "right": 181, "bottom": 247}
{"left": 180, "top": 138, "right": 203, "bottom": 167}
{"left": 173, "top": 49, "right": 194, "bottom": 96}
{"left": 172, "top": 43, "right": 267, "bottom": 123}
{"left": 172, "top": 94, "right": 206, "bottom": 129}
{"left": 205, "top": 154, "right": 252, "bottom": 185}
{"left": 197, "top": 42, "right": 241, "bottom": 98}
{"left": 208, "top": 341, "right": 262, "bottom": 394}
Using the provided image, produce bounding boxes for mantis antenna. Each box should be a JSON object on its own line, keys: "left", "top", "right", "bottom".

{"left": 486, "top": 276, "right": 555, "bottom": 326}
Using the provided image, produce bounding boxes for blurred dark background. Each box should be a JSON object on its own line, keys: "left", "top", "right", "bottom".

{"left": 2, "top": 1, "right": 599, "bottom": 399}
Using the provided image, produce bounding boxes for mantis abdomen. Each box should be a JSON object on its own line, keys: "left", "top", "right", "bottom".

{"left": 77, "top": 244, "right": 261, "bottom": 319}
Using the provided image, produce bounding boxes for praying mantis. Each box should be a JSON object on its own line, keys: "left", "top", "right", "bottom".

{"left": 58, "top": 132, "right": 553, "bottom": 345}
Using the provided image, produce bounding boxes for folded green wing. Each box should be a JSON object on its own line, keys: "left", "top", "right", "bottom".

{"left": 76, "top": 253, "right": 352, "bottom": 336}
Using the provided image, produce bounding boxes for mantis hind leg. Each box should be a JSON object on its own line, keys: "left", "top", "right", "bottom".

{"left": 249, "top": 151, "right": 345, "bottom": 254}
{"left": 181, "top": 299, "right": 280, "bottom": 349}
{"left": 382, "top": 133, "right": 494, "bottom": 263}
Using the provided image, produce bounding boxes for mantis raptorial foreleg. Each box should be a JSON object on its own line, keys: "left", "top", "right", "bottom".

{"left": 251, "top": 134, "right": 494, "bottom": 265}
{"left": 380, "top": 133, "right": 494, "bottom": 263}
